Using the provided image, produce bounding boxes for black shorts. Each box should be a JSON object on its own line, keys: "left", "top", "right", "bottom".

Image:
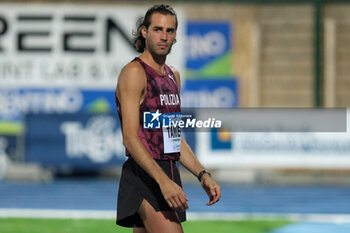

{"left": 116, "top": 157, "right": 186, "bottom": 227}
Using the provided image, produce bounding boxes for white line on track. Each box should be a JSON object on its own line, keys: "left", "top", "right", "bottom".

{"left": 1, "top": 209, "right": 350, "bottom": 223}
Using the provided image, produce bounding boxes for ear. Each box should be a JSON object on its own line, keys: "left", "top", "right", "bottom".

{"left": 141, "top": 26, "right": 147, "bottom": 39}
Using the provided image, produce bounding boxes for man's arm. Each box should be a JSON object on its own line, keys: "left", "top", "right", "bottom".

{"left": 116, "top": 62, "right": 188, "bottom": 211}
{"left": 171, "top": 68, "right": 221, "bottom": 206}
{"left": 179, "top": 137, "right": 221, "bottom": 205}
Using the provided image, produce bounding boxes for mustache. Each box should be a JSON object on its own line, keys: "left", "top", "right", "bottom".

{"left": 157, "top": 39, "right": 177, "bottom": 46}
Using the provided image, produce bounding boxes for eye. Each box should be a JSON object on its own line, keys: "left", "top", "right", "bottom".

{"left": 167, "top": 29, "right": 175, "bottom": 34}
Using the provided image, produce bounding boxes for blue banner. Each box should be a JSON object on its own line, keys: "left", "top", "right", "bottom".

{"left": 181, "top": 79, "right": 239, "bottom": 108}
{"left": 25, "top": 113, "right": 126, "bottom": 170}
{"left": 0, "top": 88, "right": 116, "bottom": 134}
{"left": 186, "top": 21, "right": 232, "bottom": 78}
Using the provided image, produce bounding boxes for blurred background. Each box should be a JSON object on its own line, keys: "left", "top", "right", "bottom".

{"left": 1, "top": 0, "right": 350, "bottom": 232}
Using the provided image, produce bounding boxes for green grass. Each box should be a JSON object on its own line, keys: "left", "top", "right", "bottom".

{"left": 0, "top": 218, "right": 291, "bottom": 233}
{"left": 182, "top": 220, "right": 290, "bottom": 233}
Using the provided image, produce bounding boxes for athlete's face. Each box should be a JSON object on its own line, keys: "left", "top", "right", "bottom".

{"left": 142, "top": 13, "right": 177, "bottom": 56}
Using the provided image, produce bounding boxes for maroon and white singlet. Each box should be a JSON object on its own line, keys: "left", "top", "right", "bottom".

{"left": 116, "top": 57, "right": 181, "bottom": 161}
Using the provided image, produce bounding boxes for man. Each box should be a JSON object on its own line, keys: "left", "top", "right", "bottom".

{"left": 115, "top": 4, "right": 221, "bottom": 233}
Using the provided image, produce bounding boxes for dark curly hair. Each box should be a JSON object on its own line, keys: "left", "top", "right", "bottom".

{"left": 133, "top": 4, "right": 178, "bottom": 53}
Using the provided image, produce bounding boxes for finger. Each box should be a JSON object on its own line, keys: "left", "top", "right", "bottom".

{"left": 178, "top": 190, "right": 189, "bottom": 207}
{"left": 181, "top": 191, "right": 189, "bottom": 203}
{"left": 172, "top": 196, "right": 184, "bottom": 211}
{"left": 207, "top": 198, "right": 217, "bottom": 205}
{"left": 211, "top": 188, "right": 217, "bottom": 197}
{"left": 206, "top": 189, "right": 215, "bottom": 205}
{"left": 206, "top": 199, "right": 215, "bottom": 206}
{"left": 172, "top": 192, "right": 187, "bottom": 211}
{"left": 215, "top": 186, "right": 221, "bottom": 202}
{"left": 207, "top": 186, "right": 220, "bottom": 205}
{"left": 211, "top": 186, "right": 219, "bottom": 202}
{"left": 166, "top": 195, "right": 179, "bottom": 210}
{"left": 184, "top": 202, "right": 189, "bottom": 210}
{"left": 206, "top": 195, "right": 214, "bottom": 206}
{"left": 176, "top": 193, "right": 189, "bottom": 211}
{"left": 166, "top": 198, "right": 174, "bottom": 209}
{"left": 183, "top": 193, "right": 189, "bottom": 202}
{"left": 179, "top": 195, "right": 189, "bottom": 210}
{"left": 205, "top": 189, "right": 214, "bottom": 205}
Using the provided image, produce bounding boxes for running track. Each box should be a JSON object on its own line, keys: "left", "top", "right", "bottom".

{"left": 1, "top": 178, "right": 350, "bottom": 232}
{"left": 1, "top": 178, "right": 350, "bottom": 215}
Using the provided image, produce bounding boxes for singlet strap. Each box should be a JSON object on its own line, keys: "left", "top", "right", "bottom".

{"left": 133, "top": 57, "right": 173, "bottom": 77}
{"left": 133, "top": 57, "right": 179, "bottom": 92}
{"left": 133, "top": 57, "right": 147, "bottom": 70}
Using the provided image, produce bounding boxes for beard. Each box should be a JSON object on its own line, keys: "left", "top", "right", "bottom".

{"left": 146, "top": 39, "right": 175, "bottom": 56}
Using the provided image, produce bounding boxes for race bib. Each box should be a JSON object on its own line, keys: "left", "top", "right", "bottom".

{"left": 161, "top": 112, "right": 182, "bottom": 153}
{"left": 163, "top": 126, "right": 181, "bottom": 153}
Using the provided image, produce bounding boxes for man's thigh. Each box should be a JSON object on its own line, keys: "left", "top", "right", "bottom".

{"left": 137, "top": 199, "right": 183, "bottom": 233}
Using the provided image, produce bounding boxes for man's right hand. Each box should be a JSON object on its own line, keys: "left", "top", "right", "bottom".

{"left": 159, "top": 178, "right": 189, "bottom": 212}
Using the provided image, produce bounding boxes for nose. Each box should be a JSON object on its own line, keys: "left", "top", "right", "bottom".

{"left": 160, "top": 31, "right": 167, "bottom": 41}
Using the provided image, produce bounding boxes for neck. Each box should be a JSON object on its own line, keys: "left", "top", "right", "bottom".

{"left": 139, "top": 51, "right": 167, "bottom": 75}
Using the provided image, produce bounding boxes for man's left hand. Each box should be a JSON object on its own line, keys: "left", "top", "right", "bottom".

{"left": 201, "top": 174, "right": 221, "bottom": 206}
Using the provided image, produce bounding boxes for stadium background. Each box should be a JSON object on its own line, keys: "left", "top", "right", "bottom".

{"left": 1, "top": 0, "right": 350, "bottom": 232}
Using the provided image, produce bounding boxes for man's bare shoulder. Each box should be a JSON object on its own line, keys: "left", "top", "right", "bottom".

{"left": 117, "top": 59, "right": 147, "bottom": 94}
{"left": 119, "top": 60, "right": 145, "bottom": 80}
